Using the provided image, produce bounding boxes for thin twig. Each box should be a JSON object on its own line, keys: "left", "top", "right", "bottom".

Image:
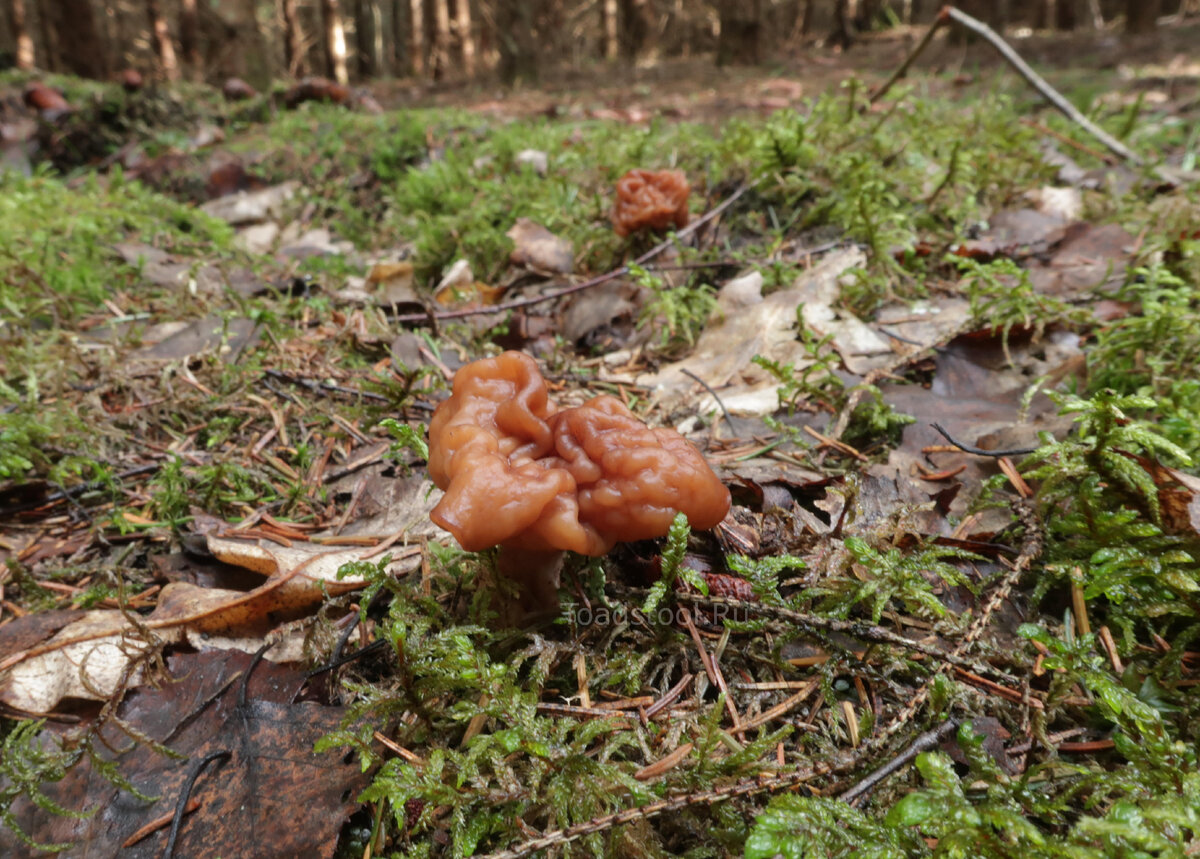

{"left": 320, "top": 451, "right": 387, "bottom": 485}
{"left": 161, "top": 750, "right": 231, "bottom": 859}
{"left": 839, "top": 718, "right": 959, "bottom": 804}
{"left": 941, "top": 6, "right": 1143, "bottom": 165}
{"left": 121, "top": 799, "right": 200, "bottom": 848}
{"left": 931, "top": 422, "right": 1037, "bottom": 457}
{"left": 476, "top": 748, "right": 864, "bottom": 859}
{"left": 868, "top": 6, "right": 951, "bottom": 104}
{"left": 680, "top": 368, "right": 736, "bottom": 436}
{"left": 237, "top": 641, "right": 274, "bottom": 710}
{"left": 638, "top": 260, "right": 741, "bottom": 272}
{"left": 868, "top": 6, "right": 1143, "bottom": 165}
{"left": 306, "top": 637, "right": 389, "bottom": 677}
{"left": 876, "top": 327, "right": 930, "bottom": 348}
{"left": 389, "top": 184, "right": 751, "bottom": 326}
{"left": 1020, "top": 118, "right": 1115, "bottom": 165}
{"left": 161, "top": 672, "right": 242, "bottom": 744}
{"left": 670, "top": 591, "right": 1023, "bottom": 688}
{"left": 4, "top": 463, "right": 158, "bottom": 514}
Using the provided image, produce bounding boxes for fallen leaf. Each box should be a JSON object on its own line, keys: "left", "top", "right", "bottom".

{"left": 639, "top": 248, "right": 865, "bottom": 415}
{"left": 0, "top": 610, "right": 88, "bottom": 658}
{"left": 277, "top": 227, "right": 353, "bottom": 260}
{"left": 1026, "top": 222, "right": 1134, "bottom": 298}
{"left": 199, "top": 181, "right": 297, "bottom": 226}
{"left": 359, "top": 260, "right": 422, "bottom": 307}
{"left": 0, "top": 650, "right": 368, "bottom": 859}
{"left": 233, "top": 222, "right": 280, "bottom": 254}
{"left": 953, "top": 208, "right": 1069, "bottom": 260}
{"left": 205, "top": 159, "right": 267, "bottom": 199}
{"left": 514, "top": 149, "right": 549, "bottom": 175}
{"left": 1155, "top": 467, "right": 1200, "bottom": 539}
{"left": 129, "top": 315, "right": 261, "bottom": 363}
{"left": 1024, "top": 186, "right": 1082, "bottom": 222}
{"left": 507, "top": 218, "right": 574, "bottom": 274}
{"left": 558, "top": 279, "right": 648, "bottom": 348}
{"left": 0, "top": 523, "right": 424, "bottom": 713}
{"left": 879, "top": 332, "right": 1074, "bottom": 519}
{"left": 0, "top": 609, "right": 181, "bottom": 714}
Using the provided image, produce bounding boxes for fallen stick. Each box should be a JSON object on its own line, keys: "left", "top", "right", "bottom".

{"left": 869, "top": 5, "right": 1144, "bottom": 166}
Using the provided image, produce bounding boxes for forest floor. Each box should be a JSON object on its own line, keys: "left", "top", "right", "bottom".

{"left": 1, "top": 19, "right": 1199, "bottom": 859}
{"left": 378, "top": 20, "right": 1200, "bottom": 122}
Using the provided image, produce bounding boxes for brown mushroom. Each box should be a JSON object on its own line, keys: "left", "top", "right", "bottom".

{"left": 222, "top": 77, "right": 257, "bottom": 101}
{"left": 118, "top": 69, "right": 144, "bottom": 93}
{"left": 611, "top": 168, "right": 690, "bottom": 238}
{"left": 428, "top": 351, "right": 729, "bottom": 617}
{"left": 22, "top": 83, "right": 69, "bottom": 115}
{"left": 284, "top": 77, "right": 351, "bottom": 109}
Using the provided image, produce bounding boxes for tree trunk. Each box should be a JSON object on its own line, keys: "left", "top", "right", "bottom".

{"left": 247, "top": 0, "right": 273, "bottom": 87}
{"left": 1125, "top": 0, "right": 1158, "bottom": 32}
{"left": 371, "top": 1, "right": 384, "bottom": 76}
{"left": 5, "top": 0, "right": 35, "bottom": 68}
{"left": 829, "top": 0, "right": 855, "bottom": 48}
{"left": 36, "top": 0, "right": 55, "bottom": 71}
{"left": 618, "top": 0, "right": 654, "bottom": 60}
{"left": 409, "top": 0, "right": 425, "bottom": 75}
{"left": 147, "top": 0, "right": 180, "bottom": 79}
{"left": 48, "top": 0, "right": 106, "bottom": 78}
{"left": 600, "top": 0, "right": 618, "bottom": 58}
{"left": 390, "top": 0, "right": 407, "bottom": 73}
{"left": 429, "top": 0, "right": 450, "bottom": 78}
{"left": 321, "top": 0, "right": 350, "bottom": 82}
{"left": 855, "top": 0, "right": 879, "bottom": 28}
{"left": 454, "top": 0, "right": 474, "bottom": 77}
{"left": 355, "top": 0, "right": 376, "bottom": 76}
{"left": 496, "top": 0, "right": 538, "bottom": 83}
{"left": 281, "top": 0, "right": 305, "bottom": 75}
{"left": 180, "top": 0, "right": 202, "bottom": 78}
{"left": 1053, "top": 0, "right": 1078, "bottom": 28}
{"left": 717, "top": 0, "right": 760, "bottom": 65}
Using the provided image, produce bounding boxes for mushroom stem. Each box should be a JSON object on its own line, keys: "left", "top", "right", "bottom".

{"left": 495, "top": 546, "right": 565, "bottom": 620}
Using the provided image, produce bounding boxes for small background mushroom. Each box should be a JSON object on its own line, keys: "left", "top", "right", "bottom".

{"left": 611, "top": 168, "right": 691, "bottom": 237}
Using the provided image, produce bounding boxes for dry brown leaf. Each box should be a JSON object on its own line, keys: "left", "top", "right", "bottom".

{"left": 0, "top": 651, "right": 367, "bottom": 859}
{"left": 0, "top": 534, "right": 418, "bottom": 714}
{"left": 364, "top": 260, "right": 420, "bottom": 306}
{"left": 1156, "top": 467, "right": 1200, "bottom": 538}
{"left": 639, "top": 247, "right": 865, "bottom": 415}
{"left": 507, "top": 218, "right": 574, "bottom": 274}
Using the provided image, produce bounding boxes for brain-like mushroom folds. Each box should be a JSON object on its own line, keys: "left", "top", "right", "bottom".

{"left": 429, "top": 352, "right": 729, "bottom": 611}
{"left": 611, "top": 169, "right": 690, "bottom": 238}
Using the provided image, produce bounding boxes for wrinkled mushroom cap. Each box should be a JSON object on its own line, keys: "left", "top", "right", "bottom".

{"left": 429, "top": 351, "right": 729, "bottom": 555}
{"left": 611, "top": 169, "right": 690, "bottom": 238}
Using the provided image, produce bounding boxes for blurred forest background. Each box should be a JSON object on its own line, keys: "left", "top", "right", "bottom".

{"left": 2, "top": 0, "right": 1197, "bottom": 92}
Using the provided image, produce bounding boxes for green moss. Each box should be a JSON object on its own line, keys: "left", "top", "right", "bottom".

{"left": 0, "top": 171, "right": 233, "bottom": 327}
